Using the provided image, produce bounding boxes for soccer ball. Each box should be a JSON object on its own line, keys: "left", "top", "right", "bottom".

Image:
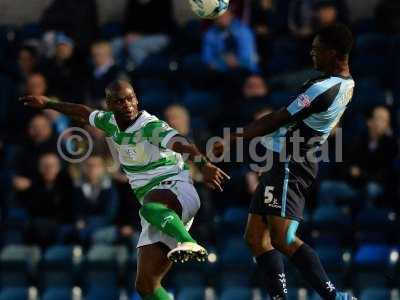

{"left": 188, "top": 0, "right": 230, "bottom": 19}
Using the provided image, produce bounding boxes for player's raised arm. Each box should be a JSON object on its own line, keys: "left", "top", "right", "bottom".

{"left": 234, "top": 108, "right": 292, "bottom": 140}
{"left": 19, "top": 95, "right": 93, "bottom": 124}
{"left": 212, "top": 108, "right": 292, "bottom": 156}
{"left": 167, "top": 134, "right": 230, "bottom": 192}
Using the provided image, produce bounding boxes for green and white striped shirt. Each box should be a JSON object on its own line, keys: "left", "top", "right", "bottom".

{"left": 89, "top": 110, "right": 190, "bottom": 203}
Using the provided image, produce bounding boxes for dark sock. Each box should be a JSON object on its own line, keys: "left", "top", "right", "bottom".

{"left": 256, "top": 249, "right": 288, "bottom": 300}
{"left": 291, "top": 243, "right": 337, "bottom": 300}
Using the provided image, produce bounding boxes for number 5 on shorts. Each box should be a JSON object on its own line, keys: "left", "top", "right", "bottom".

{"left": 264, "top": 186, "right": 275, "bottom": 204}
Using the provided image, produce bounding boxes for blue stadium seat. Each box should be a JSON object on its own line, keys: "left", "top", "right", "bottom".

{"left": 83, "top": 245, "right": 119, "bottom": 289}
{"left": 39, "top": 245, "right": 77, "bottom": 288}
{"left": 42, "top": 288, "right": 72, "bottom": 300}
{"left": 356, "top": 208, "right": 397, "bottom": 243}
{"left": 353, "top": 244, "right": 392, "bottom": 289}
{"left": 359, "top": 288, "right": 391, "bottom": 300}
{"left": 176, "top": 287, "right": 204, "bottom": 300}
{"left": 218, "top": 237, "right": 254, "bottom": 269}
{"left": 0, "top": 245, "right": 36, "bottom": 287}
{"left": 354, "top": 244, "right": 391, "bottom": 268}
{"left": 0, "top": 287, "right": 28, "bottom": 300}
{"left": 220, "top": 287, "right": 252, "bottom": 300}
{"left": 85, "top": 287, "right": 119, "bottom": 300}
{"left": 169, "top": 270, "right": 207, "bottom": 290}
{"left": 219, "top": 270, "right": 251, "bottom": 289}
{"left": 221, "top": 207, "right": 248, "bottom": 231}
{"left": 312, "top": 205, "right": 351, "bottom": 231}
{"left": 310, "top": 291, "right": 356, "bottom": 300}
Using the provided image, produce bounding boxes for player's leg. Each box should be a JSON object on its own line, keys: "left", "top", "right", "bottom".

{"left": 140, "top": 189, "right": 196, "bottom": 243}
{"left": 139, "top": 185, "right": 207, "bottom": 262}
{"left": 244, "top": 213, "right": 288, "bottom": 299}
{"left": 267, "top": 215, "right": 355, "bottom": 300}
{"left": 135, "top": 242, "right": 172, "bottom": 299}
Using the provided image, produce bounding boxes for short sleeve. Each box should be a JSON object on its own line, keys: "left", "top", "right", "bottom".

{"left": 286, "top": 79, "right": 342, "bottom": 121}
{"left": 141, "top": 121, "right": 179, "bottom": 148}
{"left": 89, "top": 110, "right": 115, "bottom": 135}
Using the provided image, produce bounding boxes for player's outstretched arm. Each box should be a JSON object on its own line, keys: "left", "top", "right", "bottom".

{"left": 212, "top": 108, "right": 292, "bottom": 156}
{"left": 236, "top": 108, "right": 291, "bottom": 140}
{"left": 167, "top": 135, "right": 230, "bottom": 192}
{"left": 19, "top": 95, "right": 93, "bottom": 124}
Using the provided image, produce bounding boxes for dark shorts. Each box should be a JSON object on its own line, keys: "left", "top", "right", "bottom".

{"left": 249, "top": 156, "right": 318, "bottom": 222}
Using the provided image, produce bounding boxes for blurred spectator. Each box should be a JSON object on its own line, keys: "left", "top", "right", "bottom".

{"left": 313, "top": 1, "right": 342, "bottom": 30}
{"left": 73, "top": 155, "right": 118, "bottom": 243}
{"left": 250, "top": 0, "right": 283, "bottom": 69}
{"left": 228, "top": 75, "right": 270, "bottom": 123}
{"left": 112, "top": 0, "right": 175, "bottom": 70}
{"left": 43, "top": 33, "right": 85, "bottom": 100}
{"left": 7, "top": 73, "right": 48, "bottom": 141}
{"left": 87, "top": 41, "right": 124, "bottom": 106}
{"left": 40, "top": 0, "right": 99, "bottom": 52}
{"left": 319, "top": 106, "right": 398, "bottom": 208}
{"left": 346, "top": 106, "right": 398, "bottom": 204}
{"left": 288, "top": 0, "right": 348, "bottom": 38}
{"left": 164, "top": 104, "right": 215, "bottom": 241}
{"left": 242, "top": 74, "right": 270, "bottom": 100}
{"left": 202, "top": 8, "right": 258, "bottom": 73}
{"left": 164, "top": 104, "right": 210, "bottom": 153}
{"left": 19, "top": 153, "right": 74, "bottom": 246}
{"left": 26, "top": 72, "right": 47, "bottom": 97}
{"left": 8, "top": 46, "right": 40, "bottom": 93}
{"left": 12, "top": 114, "right": 58, "bottom": 186}
{"left": 375, "top": 0, "right": 400, "bottom": 34}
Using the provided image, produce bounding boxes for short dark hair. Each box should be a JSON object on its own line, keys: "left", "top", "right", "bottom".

{"left": 105, "top": 79, "right": 134, "bottom": 99}
{"left": 317, "top": 24, "right": 353, "bottom": 56}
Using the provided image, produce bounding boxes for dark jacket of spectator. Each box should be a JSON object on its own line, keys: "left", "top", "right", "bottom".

{"left": 40, "top": 0, "right": 99, "bottom": 51}
{"left": 375, "top": 0, "right": 400, "bottom": 34}
{"left": 124, "top": 0, "right": 176, "bottom": 34}
{"left": 74, "top": 177, "right": 118, "bottom": 225}
{"left": 346, "top": 133, "right": 398, "bottom": 187}
{"left": 22, "top": 170, "right": 74, "bottom": 223}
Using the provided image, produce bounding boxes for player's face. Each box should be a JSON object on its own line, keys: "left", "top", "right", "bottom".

{"left": 107, "top": 87, "right": 138, "bottom": 121}
{"left": 310, "top": 36, "right": 335, "bottom": 71}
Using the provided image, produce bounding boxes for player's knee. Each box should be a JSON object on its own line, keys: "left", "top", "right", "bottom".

{"left": 135, "top": 276, "right": 157, "bottom": 296}
{"left": 270, "top": 221, "right": 299, "bottom": 254}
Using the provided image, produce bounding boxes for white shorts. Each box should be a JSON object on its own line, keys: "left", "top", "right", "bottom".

{"left": 137, "top": 180, "right": 201, "bottom": 249}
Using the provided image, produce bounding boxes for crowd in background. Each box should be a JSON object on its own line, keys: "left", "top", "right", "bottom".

{"left": 0, "top": 0, "right": 400, "bottom": 294}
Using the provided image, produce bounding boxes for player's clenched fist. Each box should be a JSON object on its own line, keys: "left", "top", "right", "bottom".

{"left": 201, "top": 162, "right": 230, "bottom": 192}
{"left": 19, "top": 95, "right": 50, "bottom": 109}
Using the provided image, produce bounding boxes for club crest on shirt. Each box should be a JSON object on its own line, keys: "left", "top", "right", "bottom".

{"left": 297, "top": 94, "right": 311, "bottom": 108}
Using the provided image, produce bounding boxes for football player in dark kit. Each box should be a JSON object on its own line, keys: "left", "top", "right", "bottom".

{"left": 213, "top": 24, "right": 356, "bottom": 300}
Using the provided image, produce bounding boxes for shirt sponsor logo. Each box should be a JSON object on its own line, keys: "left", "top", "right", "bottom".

{"left": 297, "top": 94, "right": 311, "bottom": 108}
